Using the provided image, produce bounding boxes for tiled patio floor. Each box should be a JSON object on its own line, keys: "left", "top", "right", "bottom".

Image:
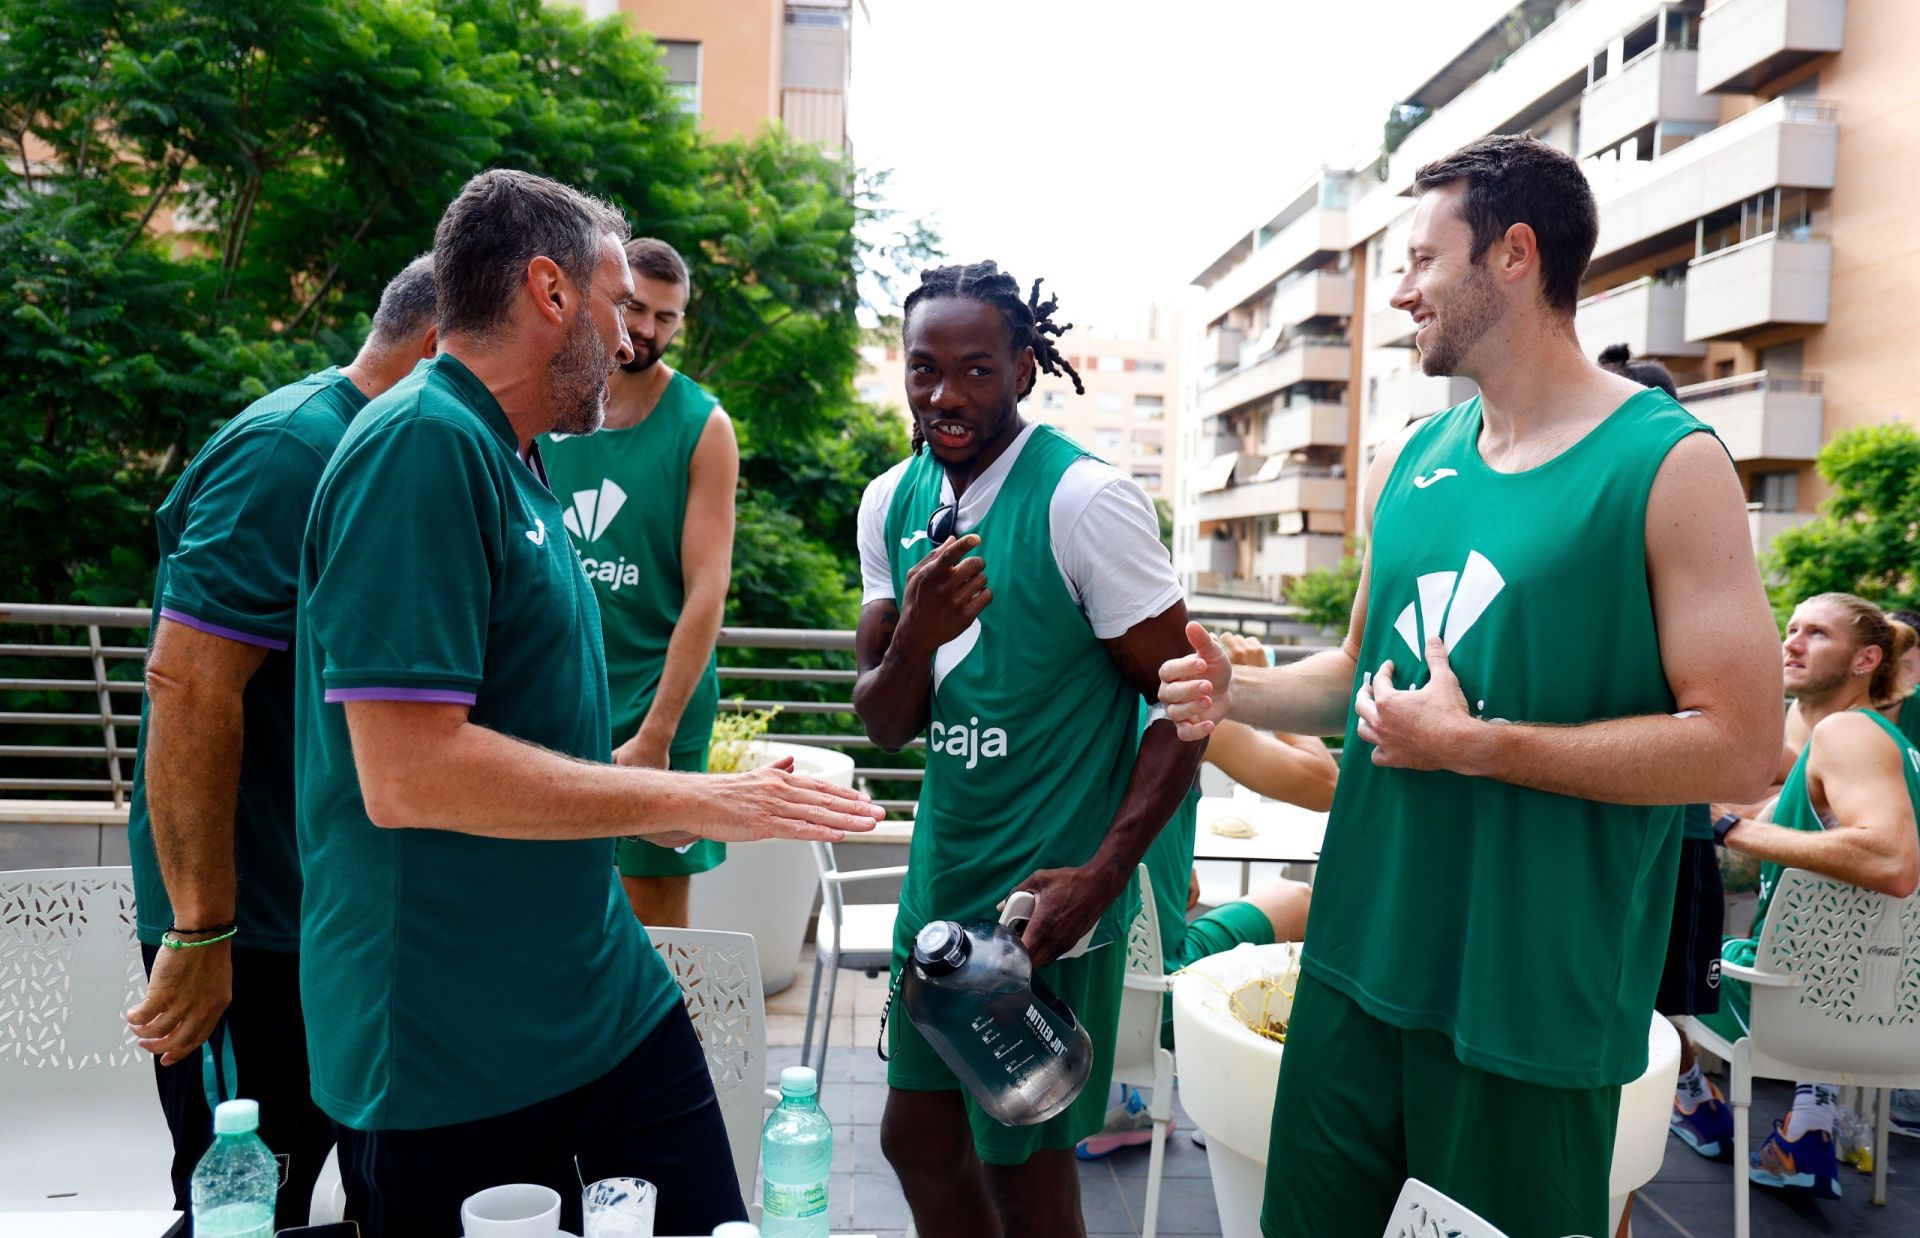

{"left": 766, "top": 947, "right": 1920, "bottom": 1237}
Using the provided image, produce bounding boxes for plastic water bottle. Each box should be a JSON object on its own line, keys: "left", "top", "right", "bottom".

{"left": 191, "top": 1099, "right": 279, "bottom": 1237}
{"left": 760, "top": 1066, "right": 831, "bottom": 1236}
{"left": 900, "top": 912, "right": 1093, "bottom": 1126}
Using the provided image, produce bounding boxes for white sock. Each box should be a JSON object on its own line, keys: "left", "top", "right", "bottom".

{"left": 1786, "top": 1082, "right": 1838, "bottom": 1138}
{"left": 1674, "top": 1063, "right": 1710, "bottom": 1109}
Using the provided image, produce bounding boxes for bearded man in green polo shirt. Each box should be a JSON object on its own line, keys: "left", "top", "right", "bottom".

{"left": 1161, "top": 135, "right": 1784, "bottom": 1236}
{"left": 294, "top": 168, "right": 882, "bottom": 1238}
{"left": 853, "top": 260, "right": 1205, "bottom": 1238}
{"left": 123, "top": 254, "right": 437, "bottom": 1229}
{"left": 544, "top": 237, "right": 738, "bottom": 928}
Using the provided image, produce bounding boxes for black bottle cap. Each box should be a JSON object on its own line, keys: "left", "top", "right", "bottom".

{"left": 912, "top": 920, "right": 970, "bottom": 977}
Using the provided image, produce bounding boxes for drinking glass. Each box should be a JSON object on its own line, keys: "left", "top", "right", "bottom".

{"left": 581, "top": 1177, "right": 656, "bottom": 1238}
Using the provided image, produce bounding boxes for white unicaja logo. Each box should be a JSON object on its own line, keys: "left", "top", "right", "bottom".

{"left": 1392, "top": 549, "right": 1505, "bottom": 662}
{"left": 563, "top": 479, "right": 627, "bottom": 542}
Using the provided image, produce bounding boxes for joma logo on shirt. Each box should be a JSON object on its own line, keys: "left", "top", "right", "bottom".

{"left": 930, "top": 716, "right": 1008, "bottom": 769}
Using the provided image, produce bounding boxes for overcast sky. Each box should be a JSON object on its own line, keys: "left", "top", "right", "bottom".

{"left": 848, "top": 0, "right": 1500, "bottom": 334}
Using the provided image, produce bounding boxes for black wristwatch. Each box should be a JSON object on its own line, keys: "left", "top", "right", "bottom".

{"left": 1711, "top": 811, "right": 1741, "bottom": 846}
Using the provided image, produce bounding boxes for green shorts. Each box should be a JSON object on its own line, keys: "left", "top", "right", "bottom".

{"left": 1262, "top": 971, "right": 1619, "bottom": 1238}
{"left": 885, "top": 918, "right": 1127, "bottom": 1167}
{"left": 1691, "top": 933, "right": 1756, "bottom": 1046}
{"left": 1161, "top": 900, "right": 1275, "bottom": 1045}
{"left": 614, "top": 743, "right": 726, "bottom": 878}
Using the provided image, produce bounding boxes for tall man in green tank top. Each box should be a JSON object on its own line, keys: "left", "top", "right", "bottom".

{"left": 1670, "top": 593, "right": 1920, "bottom": 1203}
{"left": 1160, "top": 135, "right": 1784, "bottom": 1236}
{"left": 854, "top": 261, "right": 1206, "bottom": 1238}
{"left": 544, "top": 238, "right": 738, "bottom": 928}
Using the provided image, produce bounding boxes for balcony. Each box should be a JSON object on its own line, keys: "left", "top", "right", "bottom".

{"left": 1684, "top": 231, "right": 1832, "bottom": 340}
{"left": 1192, "top": 465, "right": 1346, "bottom": 524}
{"left": 1749, "top": 505, "right": 1817, "bottom": 552}
{"left": 1697, "top": 0, "right": 1846, "bottom": 94}
{"left": 1268, "top": 269, "right": 1353, "bottom": 330}
{"left": 1198, "top": 338, "right": 1349, "bottom": 420}
{"left": 1263, "top": 401, "right": 1349, "bottom": 455}
{"left": 1589, "top": 96, "right": 1839, "bottom": 268}
{"left": 1197, "top": 535, "right": 1241, "bottom": 577}
{"left": 1256, "top": 531, "right": 1346, "bottom": 580}
{"left": 1575, "top": 276, "right": 1704, "bottom": 359}
{"left": 1198, "top": 207, "right": 1349, "bottom": 326}
{"left": 780, "top": 87, "right": 845, "bottom": 151}
{"left": 1367, "top": 368, "right": 1477, "bottom": 445}
{"left": 1677, "top": 370, "right": 1823, "bottom": 461}
{"left": 1370, "top": 296, "right": 1416, "bottom": 349}
{"left": 1577, "top": 45, "right": 1721, "bottom": 160}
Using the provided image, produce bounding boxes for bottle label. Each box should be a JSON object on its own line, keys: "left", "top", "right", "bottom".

{"left": 764, "top": 1179, "right": 828, "bottom": 1219}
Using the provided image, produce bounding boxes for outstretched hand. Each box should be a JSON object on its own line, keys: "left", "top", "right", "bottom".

{"left": 1352, "top": 637, "right": 1477, "bottom": 771}
{"left": 692, "top": 755, "right": 885, "bottom": 843}
{"left": 1158, "top": 621, "right": 1232, "bottom": 741}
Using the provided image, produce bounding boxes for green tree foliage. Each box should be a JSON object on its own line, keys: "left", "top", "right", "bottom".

{"left": 1764, "top": 424, "right": 1920, "bottom": 615}
{"left": 1284, "top": 539, "right": 1365, "bottom": 634}
{"left": 0, "top": 0, "right": 933, "bottom": 635}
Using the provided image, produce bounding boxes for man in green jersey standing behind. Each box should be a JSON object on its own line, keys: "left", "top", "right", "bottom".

{"left": 124, "top": 254, "right": 437, "bottom": 1230}
{"left": 295, "top": 170, "right": 880, "bottom": 1236}
{"left": 1160, "top": 135, "right": 1784, "bottom": 1236}
{"left": 545, "top": 237, "right": 737, "bottom": 928}
{"left": 854, "top": 261, "right": 1205, "bottom": 1238}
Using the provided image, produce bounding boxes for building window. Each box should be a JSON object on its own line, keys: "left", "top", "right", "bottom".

{"left": 1133, "top": 395, "right": 1165, "bottom": 420}
{"left": 1134, "top": 359, "right": 1166, "bottom": 374}
{"left": 1040, "top": 390, "right": 1068, "bottom": 410}
{"left": 1133, "top": 470, "right": 1162, "bottom": 491}
{"left": 1752, "top": 470, "right": 1799, "bottom": 513}
{"left": 1095, "top": 428, "right": 1123, "bottom": 454}
{"left": 1095, "top": 355, "right": 1126, "bottom": 373}
{"left": 660, "top": 40, "right": 701, "bottom": 116}
{"left": 786, "top": 4, "right": 850, "bottom": 27}
{"left": 1096, "top": 392, "right": 1124, "bottom": 413}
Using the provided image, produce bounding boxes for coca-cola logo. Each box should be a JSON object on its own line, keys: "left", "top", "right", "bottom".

{"left": 1865, "top": 946, "right": 1903, "bottom": 958}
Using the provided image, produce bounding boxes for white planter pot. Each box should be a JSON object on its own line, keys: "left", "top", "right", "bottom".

{"left": 1172, "top": 943, "right": 1683, "bottom": 1236}
{"left": 687, "top": 741, "right": 855, "bottom": 994}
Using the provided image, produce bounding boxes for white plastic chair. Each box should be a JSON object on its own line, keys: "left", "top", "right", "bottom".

{"left": 1110, "top": 864, "right": 1175, "bottom": 1238}
{"left": 1382, "top": 1177, "right": 1508, "bottom": 1238}
{"left": 0, "top": 866, "right": 176, "bottom": 1210}
{"left": 801, "top": 840, "right": 904, "bottom": 1078}
{"left": 1681, "top": 869, "right": 1920, "bottom": 1238}
{"left": 650, "top": 926, "right": 777, "bottom": 1222}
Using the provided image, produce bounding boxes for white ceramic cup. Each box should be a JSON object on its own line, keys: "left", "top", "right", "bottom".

{"left": 460, "top": 1183, "right": 562, "bottom": 1238}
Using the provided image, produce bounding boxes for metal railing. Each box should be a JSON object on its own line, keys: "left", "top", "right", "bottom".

{"left": 1676, "top": 369, "right": 1825, "bottom": 402}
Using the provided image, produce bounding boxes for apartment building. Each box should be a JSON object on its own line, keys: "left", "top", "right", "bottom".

{"left": 572, "top": 0, "right": 857, "bottom": 151}
{"left": 1176, "top": 0, "right": 1917, "bottom": 612}
{"left": 858, "top": 310, "right": 1184, "bottom": 507}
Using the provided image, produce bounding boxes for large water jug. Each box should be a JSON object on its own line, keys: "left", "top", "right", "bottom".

{"left": 900, "top": 892, "right": 1094, "bottom": 1126}
{"left": 190, "top": 1099, "right": 279, "bottom": 1238}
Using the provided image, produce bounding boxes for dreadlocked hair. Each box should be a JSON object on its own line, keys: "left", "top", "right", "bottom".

{"left": 901, "top": 260, "right": 1084, "bottom": 455}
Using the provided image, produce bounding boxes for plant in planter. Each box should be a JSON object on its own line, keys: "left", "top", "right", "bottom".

{"left": 708, "top": 700, "right": 782, "bottom": 773}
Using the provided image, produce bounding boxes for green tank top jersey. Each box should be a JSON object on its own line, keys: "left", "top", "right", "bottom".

{"left": 1143, "top": 784, "right": 1202, "bottom": 965}
{"left": 1305, "top": 388, "right": 1709, "bottom": 1089}
{"left": 1748, "top": 709, "right": 1920, "bottom": 940}
{"left": 1894, "top": 698, "right": 1920, "bottom": 750}
{"left": 883, "top": 425, "right": 1140, "bottom": 944}
{"left": 543, "top": 370, "right": 721, "bottom": 754}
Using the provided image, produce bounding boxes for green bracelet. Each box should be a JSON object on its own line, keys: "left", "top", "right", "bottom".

{"left": 160, "top": 926, "right": 238, "bottom": 950}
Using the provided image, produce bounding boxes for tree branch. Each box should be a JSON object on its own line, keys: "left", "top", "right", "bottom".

{"left": 281, "top": 197, "right": 386, "bottom": 335}
{"left": 113, "top": 157, "right": 185, "bottom": 262}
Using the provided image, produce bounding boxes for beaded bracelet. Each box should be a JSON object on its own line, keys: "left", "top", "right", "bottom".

{"left": 160, "top": 926, "right": 238, "bottom": 950}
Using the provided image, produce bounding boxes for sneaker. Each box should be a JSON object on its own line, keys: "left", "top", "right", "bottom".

{"left": 1749, "top": 1118, "right": 1843, "bottom": 1200}
{"left": 1074, "top": 1087, "right": 1168, "bottom": 1160}
{"left": 1670, "top": 1079, "right": 1735, "bottom": 1159}
{"left": 1190, "top": 1127, "right": 1207, "bottom": 1149}
{"left": 1891, "top": 1089, "right": 1920, "bottom": 1140}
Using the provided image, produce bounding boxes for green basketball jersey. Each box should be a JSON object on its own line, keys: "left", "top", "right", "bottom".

{"left": 1749, "top": 709, "right": 1920, "bottom": 940}
{"left": 1893, "top": 698, "right": 1920, "bottom": 750}
{"left": 543, "top": 370, "right": 721, "bottom": 756}
{"left": 1305, "top": 388, "right": 1708, "bottom": 1089}
{"left": 883, "top": 425, "right": 1140, "bottom": 943}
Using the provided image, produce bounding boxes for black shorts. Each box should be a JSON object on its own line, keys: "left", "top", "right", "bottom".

{"left": 336, "top": 1011, "right": 746, "bottom": 1238}
{"left": 1654, "top": 837, "right": 1725, "bottom": 1016}
{"left": 140, "top": 944, "right": 336, "bottom": 1233}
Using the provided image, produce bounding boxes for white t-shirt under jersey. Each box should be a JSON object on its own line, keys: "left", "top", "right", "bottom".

{"left": 856, "top": 423, "right": 1183, "bottom": 640}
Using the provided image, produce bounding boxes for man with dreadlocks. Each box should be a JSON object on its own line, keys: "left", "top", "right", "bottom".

{"left": 852, "top": 261, "right": 1204, "bottom": 1237}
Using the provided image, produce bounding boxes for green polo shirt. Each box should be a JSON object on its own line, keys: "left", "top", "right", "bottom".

{"left": 127, "top": 367, "right": 368, "bottom": 950}
{"left": 294, "top": 353, "right": 680, "bottom": 1131}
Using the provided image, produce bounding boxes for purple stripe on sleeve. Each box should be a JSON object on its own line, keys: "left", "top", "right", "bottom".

{"left": 160, "top": 608, "right": 290, "bottom": 651}
{"left": 323, "top": 687, "right": 479, "bottom": 705}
